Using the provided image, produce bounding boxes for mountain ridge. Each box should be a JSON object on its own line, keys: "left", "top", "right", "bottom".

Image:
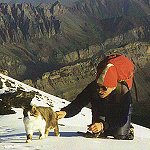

{"left": 0, "top": 0, "right": 150, "bottom": 127}
{"left": 0, "top": 0, "right": 149, "bottom": 80}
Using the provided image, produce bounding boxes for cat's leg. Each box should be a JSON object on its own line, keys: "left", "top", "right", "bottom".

{"left": 45, "top": 127, "right": 51, "bottom": 137}
{"left": 54, "top": 124, "right": 60, "bottom": 136}
{"left": 39, "top": 128, "right": 46, "bottom": 139}
{"left": 26, "top": 133, "right": 33, "bottom": 143}
{"left": 45, "top": 128, "right": 50, "bottom": 138}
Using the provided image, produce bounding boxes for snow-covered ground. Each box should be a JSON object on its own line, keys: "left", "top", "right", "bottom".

{"left": 0, "top": 108, "right": 150, "bottom": 150}
{"left": 0, "top": 73, "right": 150, "bottom": 150}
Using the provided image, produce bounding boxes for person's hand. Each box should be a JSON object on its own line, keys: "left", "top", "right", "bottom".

{"left": 87, "top": 122, "right": 104, "bottom": 133}
{"left": 56, "top": 111, "right": 67, "bottom": 119}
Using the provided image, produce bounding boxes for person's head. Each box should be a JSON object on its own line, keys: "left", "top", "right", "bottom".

{"left": 96, "top": 64, "right": 117, "bottom": 98}
{"left": 97, "top": 84, "right": 116, "bottom": 98}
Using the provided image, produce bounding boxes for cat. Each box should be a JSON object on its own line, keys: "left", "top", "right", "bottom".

{"left": 23, "top": 105, "right": 59, "bottom": 143}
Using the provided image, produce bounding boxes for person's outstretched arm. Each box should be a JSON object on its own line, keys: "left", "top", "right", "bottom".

{"left": 57, "top": 81, "right": 97, "bottom": 118}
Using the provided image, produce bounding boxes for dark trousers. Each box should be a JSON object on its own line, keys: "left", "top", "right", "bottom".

{"left": 102, "top": 106, "right": 132, "bottom": 139}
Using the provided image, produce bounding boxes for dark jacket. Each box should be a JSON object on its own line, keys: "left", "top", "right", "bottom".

{"left": 61, "top": 80, "right": 132, "bottom": 130}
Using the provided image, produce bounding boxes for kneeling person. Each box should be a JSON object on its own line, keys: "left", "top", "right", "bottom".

{"left": 57, "top": 54, "right": 134, "bottom": 140}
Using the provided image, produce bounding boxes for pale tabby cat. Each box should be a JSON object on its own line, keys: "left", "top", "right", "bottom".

{"left": 23, "top": 105, "right": 59, "bottom": 143}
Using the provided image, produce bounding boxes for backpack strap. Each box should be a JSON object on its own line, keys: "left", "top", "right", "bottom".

{"left": 115, "top": 81, "right": 130, "bottom": 103}
{"left": 115, "top": 80, "right": 139, "bottom": 103}
{"left": 133, "top": 77, "right": 139, "bottom": 103}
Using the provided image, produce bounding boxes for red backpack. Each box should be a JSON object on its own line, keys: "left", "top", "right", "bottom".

{"left": 96, "top": 54, "right": 135, "bottom": 89}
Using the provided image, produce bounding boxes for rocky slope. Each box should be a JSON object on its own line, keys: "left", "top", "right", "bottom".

{"left": 23, "top": 42, "right": 149, "bottom": 102}
{"left": 0, "top": 0, "right": 149, "bottom": 80}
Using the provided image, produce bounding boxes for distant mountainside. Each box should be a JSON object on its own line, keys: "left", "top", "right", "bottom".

{"left": 5, "top": 0, "right": 78, "bottom": 6}
{"left": 0, "top": 0, "right": 150, "bottom": 115}
{"left": 0, "top": 0, "right": 149, "bottom": 79}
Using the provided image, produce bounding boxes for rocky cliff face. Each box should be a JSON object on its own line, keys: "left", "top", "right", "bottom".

{"left": 0, "top": 0, "right": 149, "bottom": 80}
{"left": 0, "top": 0, "right": 149, "bottom": 102}
{"left": 24, "top": 42, "right": 149, "bottom": 102}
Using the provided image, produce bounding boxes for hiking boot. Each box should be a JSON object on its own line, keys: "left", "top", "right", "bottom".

{"left": 128, "top": 125, "right": 134, "bottom": 140}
